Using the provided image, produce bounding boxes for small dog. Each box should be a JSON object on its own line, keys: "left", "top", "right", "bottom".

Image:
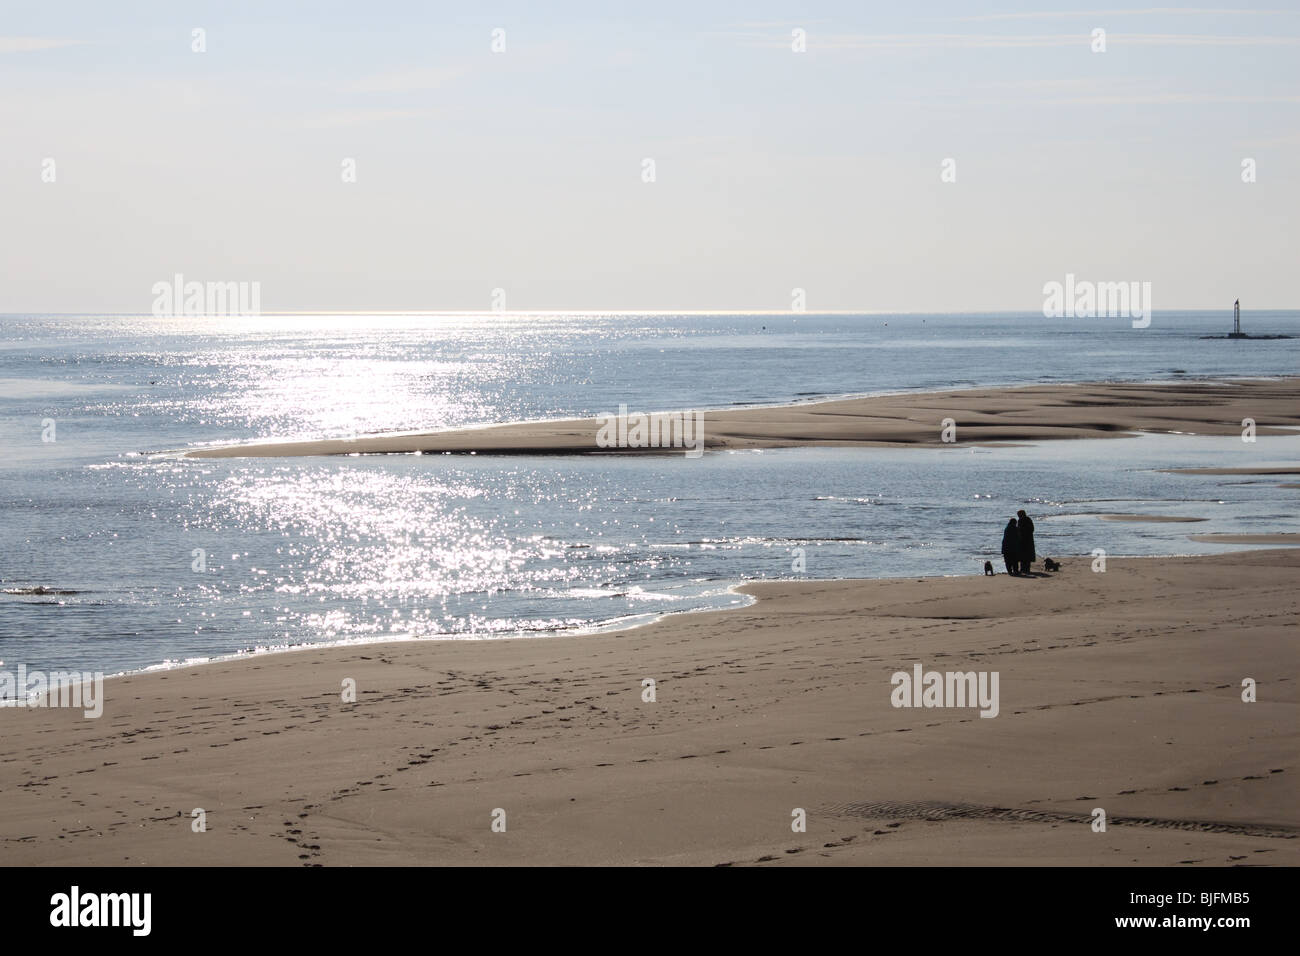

{"left": 983, "top": 561, "right": 995, "bottom": 576}
{"left": 1043, "top": 558, "right": 1060, "bottom": 572}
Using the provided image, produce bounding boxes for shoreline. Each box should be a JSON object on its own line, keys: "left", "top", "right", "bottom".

{"left": 180, "top": 377, "right": 1300, "bottom": 459}
{"left": 14, "top": 531, "right": 1294, "bottom": 687}
{"left": 51, "top": 584, "right": 763, "bottom": 688}
{"left": 3, "top": 548, "right": 1295, "bottom": 866}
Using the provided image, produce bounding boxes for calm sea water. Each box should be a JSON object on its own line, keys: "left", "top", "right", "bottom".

{"left": 1, "top": 311, "right": 1297, "bottom": 676}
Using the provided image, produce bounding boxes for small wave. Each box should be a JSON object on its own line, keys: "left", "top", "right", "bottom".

{"left": 564, "top": 587, "right": 624, "bottom": 598}
{"left": 624, "top": 586, "right": 681, "bottom": 602}
{"left": 814, "top": 495, "right": 892, "bottom": 505}
{"left": 2, "top": 586, "right": 79, "bottom": 596}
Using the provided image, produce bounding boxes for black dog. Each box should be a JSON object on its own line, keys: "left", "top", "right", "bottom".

{"left": 1043, "top": 558, "right": 1060, "bottom": 572}
{"left": 983, "top": 561, "right": 995, "bottom": 576}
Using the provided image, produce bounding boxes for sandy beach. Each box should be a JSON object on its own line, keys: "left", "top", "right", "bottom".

{"left": 2, "top": 547, "right": 1294, "bottom": 867}
{"left": 182, "top": 378, "right": 1300, "bottom": 458}
{"left": 10, "top": 0, "right": 1300, "bottom": 922}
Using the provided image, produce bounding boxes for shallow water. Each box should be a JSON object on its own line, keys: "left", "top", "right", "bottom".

{"left": 1, "top": 312, "right": 1296, "bottom": 676}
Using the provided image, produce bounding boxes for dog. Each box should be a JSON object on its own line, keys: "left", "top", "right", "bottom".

{"left": 1043, "top": 558, "right": 1060, "bottom": 572}
{"left": 983, "top": 561, "right": 995, "bottom": 576}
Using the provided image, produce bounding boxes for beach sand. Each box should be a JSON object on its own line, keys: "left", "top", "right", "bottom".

{"left": 2, "top": 548, "right": 1295, "bottom": 867}
{"left": 182, "top": 378, "right": 1300, "bottom": 458}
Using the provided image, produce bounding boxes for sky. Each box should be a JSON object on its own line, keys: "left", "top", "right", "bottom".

{"left": 2, "top": 1, "right": 1298, "bottom": 313}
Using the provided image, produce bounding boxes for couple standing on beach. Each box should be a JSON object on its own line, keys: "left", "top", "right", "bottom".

{"left": 1000, "top": 510, "right": 1036, "bottom": 575}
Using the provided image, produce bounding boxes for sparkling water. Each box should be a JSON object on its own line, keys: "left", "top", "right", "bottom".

{"left": 2, "top": 311, "right": 1296, "bottom": 675}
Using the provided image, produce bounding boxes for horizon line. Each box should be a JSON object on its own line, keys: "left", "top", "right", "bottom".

{"left": 3, "top": 307, "right": 1297, "bottom": 318}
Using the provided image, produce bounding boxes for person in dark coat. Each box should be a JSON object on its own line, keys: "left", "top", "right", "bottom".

{"left": 1000, "top": 518, "right": 1019, "bottom": 575}
{"left": 1016, "top": 509, "right": 1036, "bottom": 574}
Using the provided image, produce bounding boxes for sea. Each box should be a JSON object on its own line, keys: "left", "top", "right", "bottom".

{"left": 1, "top": 310, "right": 1297, "bottom": 678}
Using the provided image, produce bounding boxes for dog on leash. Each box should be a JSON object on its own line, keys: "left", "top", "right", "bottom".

{"left": 983, "top": 560, "right": 995, "bottom": 576}
{"left": 1043, "top": 558, "right": 1060, "bottom": 572}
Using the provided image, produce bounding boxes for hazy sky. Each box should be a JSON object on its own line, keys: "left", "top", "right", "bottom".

{"left": 2, "top": 1, "right": 1298, "bottom": 313}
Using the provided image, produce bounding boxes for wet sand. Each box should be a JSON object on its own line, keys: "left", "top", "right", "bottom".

{"left": 2, "top": 549, "right": 1295, "bottom": 867}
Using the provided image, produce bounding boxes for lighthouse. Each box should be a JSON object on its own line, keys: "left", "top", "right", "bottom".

{"left": 1229, "top": 299, "right": 1245, "bottom": 338}
{"left": 1201, "top": 298, "right": 1292, "bottom": 339}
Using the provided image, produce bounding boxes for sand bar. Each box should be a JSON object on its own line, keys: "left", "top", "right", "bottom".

{"left": 1098, "top": 514, "right": 1207, "bottom": 523}
{"left": 182, "top": 378, "right": 1300, "bottom": 458}
{"left": 2, "top": 549, "right": 1295, "bottom": 866}
{"left": 1162, "top": 467, "right": 1300, "bottom": 476}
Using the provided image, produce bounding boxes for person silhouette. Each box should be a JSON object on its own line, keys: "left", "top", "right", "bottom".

{"left": 1016, "top": 510, "right": 1036, "bottom": 575}
{"left": 1001, "top": 518, "right": 1019, "bottom": 575}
